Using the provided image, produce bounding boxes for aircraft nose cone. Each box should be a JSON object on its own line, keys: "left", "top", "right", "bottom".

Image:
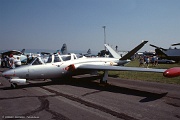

{"left": 2, "top": 69, "right": 15, "bottom": 78}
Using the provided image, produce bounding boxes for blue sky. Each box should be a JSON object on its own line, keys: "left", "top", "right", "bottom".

{"left": 0, "top": 0, "right": 180, "bottom": 53}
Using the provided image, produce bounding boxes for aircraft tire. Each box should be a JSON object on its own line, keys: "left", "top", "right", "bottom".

{"left": 100, "top": 79, "right": 107, "bottom": 84}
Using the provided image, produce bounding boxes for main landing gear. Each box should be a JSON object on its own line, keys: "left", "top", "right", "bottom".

{"left": 10, "top": 83, "right": 18, "bottom": 89}
{"left": 100, "top": 71, "right": 108, "bottom": 84}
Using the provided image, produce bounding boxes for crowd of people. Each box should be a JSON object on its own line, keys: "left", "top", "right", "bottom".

{"left": 139, "top": 55, "right": 158, "bottom": 68}
{"left": 1, "top": 54, "right": 21, "bottom": 69}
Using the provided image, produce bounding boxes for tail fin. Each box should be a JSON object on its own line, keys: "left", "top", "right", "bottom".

{"left": 61, "top": 43, "right": 67, "bottom": 55}
{"left": 104, "top": 44, "right": 121, "bottom": 58}
{"left": 120, "top": 41, "right": 148, "bottom": 60}
{"left": 21, "top": 49, "right": 25, "bottom": 54}
{"left": 87, "top": 49, "right": 91, "bottom": 54}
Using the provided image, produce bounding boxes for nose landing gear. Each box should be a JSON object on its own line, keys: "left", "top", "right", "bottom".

{"left": 11, "top": 83, "right": 18, "bottom": 89}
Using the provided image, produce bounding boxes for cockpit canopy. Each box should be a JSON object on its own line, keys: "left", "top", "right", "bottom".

{"left": 46, "top": 54, "right": 61, "bottom": 63}
{"left": 30, "top": 53, "right": 78, "bottom": 65}
{"left": 31, "top": 57, "right": 44, "bottom": 65}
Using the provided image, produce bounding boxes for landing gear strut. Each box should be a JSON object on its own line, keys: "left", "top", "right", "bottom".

{"left": 100, "top": 71, "right": 108, "bottom": 84}
{"left": 11, "top": 83, "right": 18, "bottom": 89}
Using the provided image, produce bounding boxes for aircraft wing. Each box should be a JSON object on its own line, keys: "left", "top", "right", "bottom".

{"left": 77, "top": 64, "right": 166, "bottom": 73}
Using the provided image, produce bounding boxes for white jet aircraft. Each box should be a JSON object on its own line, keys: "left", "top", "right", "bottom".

{"left": 2, "top": 41, "right": 167, "bottom": 88}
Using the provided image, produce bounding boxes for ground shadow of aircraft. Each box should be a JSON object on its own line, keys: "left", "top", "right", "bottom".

{"left": 1, "top": 75, "right": 168, "bottom": 103}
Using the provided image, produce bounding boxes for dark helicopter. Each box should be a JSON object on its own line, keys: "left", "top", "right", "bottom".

{"left": 150, "top": 43, "right": 180, "bottom": 62}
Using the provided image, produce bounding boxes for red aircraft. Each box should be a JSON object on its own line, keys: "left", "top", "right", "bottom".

{"left": 163, "top": 67, "right": 180, "bottom": 78}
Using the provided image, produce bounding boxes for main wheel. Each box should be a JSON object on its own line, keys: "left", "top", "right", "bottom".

{"left": 100, "top": 78, "right": 107, "bottom": 84}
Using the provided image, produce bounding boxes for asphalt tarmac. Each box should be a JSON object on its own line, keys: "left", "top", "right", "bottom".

{"left": 0, "top": 68, "right": 180, "bottom": 120}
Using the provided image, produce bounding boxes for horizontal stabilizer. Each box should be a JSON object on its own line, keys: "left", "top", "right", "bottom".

{"left": 120, "top": 41, "right": 148, "bottom": 60}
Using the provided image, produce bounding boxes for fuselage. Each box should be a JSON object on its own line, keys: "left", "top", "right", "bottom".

{"left": 2, "top": 54, "right": 129, "bottom": 80}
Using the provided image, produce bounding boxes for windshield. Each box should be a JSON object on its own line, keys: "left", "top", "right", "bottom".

{"left": 61, "top": 56, "right": 71, "bottom": 61}
{"left": 54, "top": 55, "right": 61, "bottom": 62}
{"left": 46, "top": 55, "right": 52, "bottom": 63}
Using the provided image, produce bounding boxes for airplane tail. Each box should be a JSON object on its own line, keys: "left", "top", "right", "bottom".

{"left": 61, "top": 43, "right": 67, "bottom": 55}
{"left": 87, "top": 49, "right": 91, "bottom": 54}
{"left": 120, "top": 41, "right": 148, "bottom": 60}
{"left": 21, "top": 49, "right": 25, "bottom": 54}
{"left": 105, "top": 41, "right": 148, "bottom": 60}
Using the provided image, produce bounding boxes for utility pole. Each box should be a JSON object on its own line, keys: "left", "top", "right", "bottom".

{"left": 102, "top": 26, "right": 106, "bottom": 51}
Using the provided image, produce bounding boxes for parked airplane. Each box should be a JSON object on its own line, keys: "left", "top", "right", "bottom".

{"left": 60, "top": 43, "right": 92, "bottom": 57}
{"left": 163, "top": 67, "right": 180, "bottom": 78}
{"left": 2, "top": 41, "right": 168, "bottom": 88}
{"left": 150, "top": 44, "right": 180, "bottom": 62}
{"left": 1, "top": 49, "right": 26, "bottom": 61}
{"left": 79, "top": 49, "right": 92, "bottom": 57}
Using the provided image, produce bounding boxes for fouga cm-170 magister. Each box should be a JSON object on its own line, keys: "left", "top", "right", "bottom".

{"left": 2, "top": 41, "right": 176, "bottom": 88}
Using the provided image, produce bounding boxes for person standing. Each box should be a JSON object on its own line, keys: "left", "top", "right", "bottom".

{"left": 145, "top": 56, "right": 150, "bottom": 68}
{"left": 154, "top": 55, "right": 159, "bottom": 66}
{"left": 9, "top": 54, "right": 15, "bottom": 69}
{"left": 4, "top": 55, "right": 8, "bottom": 68}
{"left": 151, "top": 56, "right": 155, "bottom": 67}
{"left": 26, "top": 55, "right": 31, "bottom": 64}
{"left": 139, "top": 56, "right": 144, "bottom": 67}
{"left": 1, "top": 55, "right": 5, "bottom": 68}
